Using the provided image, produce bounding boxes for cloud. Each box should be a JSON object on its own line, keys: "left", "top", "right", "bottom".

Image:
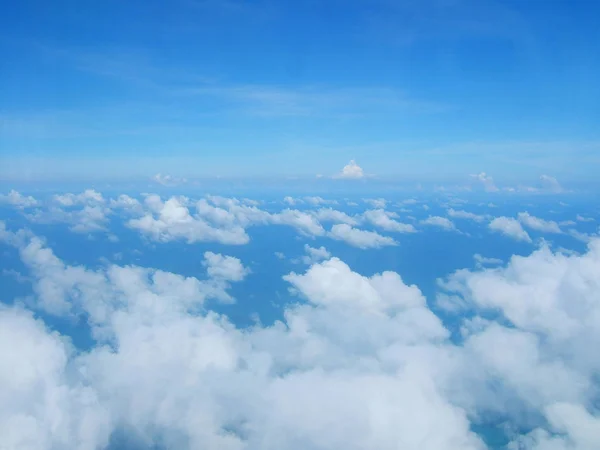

{"left": 27, "top": 205, "right": 111, "bottom": 233}
{"left": 203, "top": 251, "right": 250, "bottom": 282}
{"left": 283, "top": 196, "right": 299, "bottom": 206}
{"left": 517, "top": 212, "right": 562, "bottom": 234}
{"left": 151, "top": 173, "right": 187, "bottom": 186}
{"left": 447, "top": 209, "right": 487, "bottom": 223}
{"left": 363, "top": 209, "right": 416, "bottom": 233}
{"left": 128, "top": 196, "right": 250, "bottom": 245}
{"left": 333, "top": 160, "right": 365, "bottom": 180}
{"left": 4, "top": 221, "right": 600, "bottom": 448}
{"left": 53, "top": 189, "right": 105, "bottom": 206}
{"left": 489, "top": 216, "right": 532, "bottom": 242}
{"left": 470, "top": 172, "right": 499, "bottom": 192}
{"left": 420, "top": 216, "right": 457, "bottom": 231}
{"left": 0, "top": 190, "right": 38, "bottom": 208}
{"left": 363, "top": 198, "right": 387, "bottom": 209}
{"left": 300, "top": 244, "right": 332, "bottom": 265}
{"left": 328, "top": 224, "right": 397, "bottom": 249}
{"left": 473, "top": 254, "right": 503, "bottom": 268}
{"left": 539, "top": 174, "right": 563, "bottom": 193}
{"left": 304, "top": 196, "right": 337, "bottom": 206}
{"left": 311, "top": 208, "right": 359, "bottom": 226}
{"left": 577, "top": 214, "right": 594, "bottom": 223}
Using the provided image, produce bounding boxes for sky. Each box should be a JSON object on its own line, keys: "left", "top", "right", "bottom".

{"left": 1, "top": 0, "right": 599, "bottom": 183}
{"left": 2, "top": 2, "right": 600, "bottom": 450}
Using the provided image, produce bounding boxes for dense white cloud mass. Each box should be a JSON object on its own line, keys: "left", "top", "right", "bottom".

{"left": 439, "top": 240, "right": 600, "bottom": 448}
{"left": 2, "top": 217, "right": 600, "bottom": 449}
{"left": 517, "top": 212, "right": 562, "bottom": 234}
{"left": 421, "top": 216, "right": 457, "bottom": 231}
{"left": 328, "top": 224, "right": 398, "bottom": 249}
{"left": 128, "top": 196, "right": 251, "bottom": 245}
{"left": 489, "top": 217, "right": 532, "bottom": 242}
{"left": 333, "top": 160, "right": 365, "bottom": 179}
{"left": 0, "top": 190, "right": 38, "bottom": 208}
{"left": 362, "top": 209, "right": 416, "bottom": 233}
{"left": 473, "top": 253, "right": 503, "bottom": 268}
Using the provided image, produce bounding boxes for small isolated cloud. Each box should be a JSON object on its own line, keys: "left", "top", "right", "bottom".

{"left": 577, "top": 215, "right": 594, "bottom": 223}
{"left": 539, "top": 174, "right": 563, "bottom": 193}
{"left": 447, "top": 209, "right": 487, "bottom": 223}
{"left": 489, "top": 216, "right": 532, "bottom": 242}
{"left": 304, "top": 196, "right": 337, "bottom": 206}
{"left": 470, "top": 172, "right": 499, "bottom": 192}
{"left": 473, "top": 254, "right": 503, "bottom": 268}
{"left": 0, "top": 190, "right": 38, "bottom": 208}
{"left": 517, "top": 212, "right": 562, "bottom": 234}
{"left": 421, "top": 216, "right": 457, "bottom": 231}
{"left": 363, "top": 209, "right": 416, "bottom": 233}
{"left": 202, "top": 251, "right": 250, "bottom": 282}
{"left": 283, "top": 196, "right": 300, "bottom": 206}
{"left": 333, "top": 160, "right": 365, "bottom": 180}
{"left": 328, "top": 224, "right": 397, "bottom": 249}
{"left": 152, "top": 173, "right": 187, "bottom": 186}
{"left": 274, "top": 251, "right": 286, "bottom": 260}
{"left": 301, "top": 244, "right": 332, "bottom": 265}
{"left": 363, "top": 198, "right": 387, "bottom": 208}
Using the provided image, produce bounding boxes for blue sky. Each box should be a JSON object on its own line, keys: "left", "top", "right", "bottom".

{"left": 1, "top": 0, "right": 599, "bottom": 183}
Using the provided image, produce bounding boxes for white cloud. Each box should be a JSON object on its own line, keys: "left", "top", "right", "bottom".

{"left": 0, "top": 190, "right": 38, "bottom": 208}
{"left": 539, "top": 174, "right": 563, "bottom": 193}
{"left": 152, "top": 173, "right": 187, "bottom": 186}
{"left": 304, "top": 196, "right": 337, "bottom": 206}
{"left": 447, "top": 209, "right": 487, "bottom": 223}
{"left": 577, "top": 214, "right": 595, "bottom": 222}
{"left": 27, "top": 205, "right": 111, "bottom": 233}
{"left": 473, "top": 254, "right": 503, "bottom": 268}
{"left": 517, "top": 212, "right": 562, "bottom": 234}
{"left": 203, "top": 251, "right": 250, "bottom": 282}
{"left": 274, "top": 251, "right": 286, "bottom": 260}
{"left": 311, "top": 208, "right": 359, "bottom": 226}
{"left": 489, "top": 217, "right": 532, "bottom": 242}
{"left": 53, "top": 189, "right": 105, "bottom": 206}
{"left": 363, "top": 198, "right": 387, "bottom": 208}
{"left": 328, "top": 224, "right": 397, "bottom": 249}
{"left": 283, "top": 196, "right": 299, "bottom": 206}
{"left": 420, "top": 216, "right": 457, "bottom": 231}
{"left": 363, "top": 209, "right": 416, "bottom": 233}
{"left": 470, "top": 172, "right": 499, "bottom": 192}
{"left": 333, "top": 160, "right": 365, "bottom": 180}
{"left": 128, "top": 196, "right": 250, "bottom": 245}
{"left": 5, "top": 221, "right": 600, "bottom": 448}
{"left": 301, "top": 244, "right": 332, "bottom": 265}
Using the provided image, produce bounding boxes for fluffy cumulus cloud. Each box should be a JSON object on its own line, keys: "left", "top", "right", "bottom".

{"left": 362, "top": 209, "right": 416, "bottom": 233}
{"left": 489, "top": 216, "right": 532, "bottom": 242}
{"left": 300, "top": 244, "right": 332, "bottom": 265}
{"left": 539, "top": 174, "right": 563, "bottom": 193}
{"left": 517, "top": 212, "right": 562, "bottom": 234}
{"left": 333, "top": 160, "right": 365, "bottom": 180}
{"left": 0, "top": 190, "right": 38, "bottom": 208}
{"left": 2, "top": 219, "right": 600, "bottom": 449}
{"left": 421, "top": 216, "right": 457, "bottom": 231}
{"left": 470, "top": 172, "right": 499, "bottom": 192}
{"left": 447, "top": 208, "right": 487, "bottom": 223}
{"left": 328, "top": 223, "right": 398, "bottom": 249}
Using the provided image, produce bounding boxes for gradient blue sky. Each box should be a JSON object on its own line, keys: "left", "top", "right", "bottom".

{"left": 1, "top": 0, "right": 599, "bottom": 183}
